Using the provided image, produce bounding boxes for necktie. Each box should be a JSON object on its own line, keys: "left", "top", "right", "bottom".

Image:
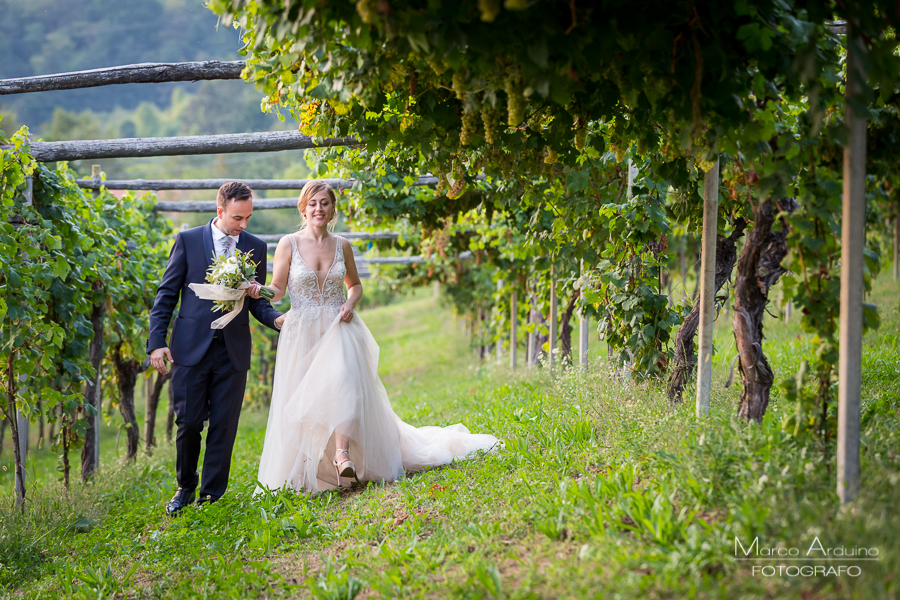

{"left": 219, "top": 236, "right": 233, "bottom": 258}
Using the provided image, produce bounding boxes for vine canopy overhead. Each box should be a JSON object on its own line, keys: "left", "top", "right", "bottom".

{"left": 209, "top": 0, "right": 900, "bottom": 176}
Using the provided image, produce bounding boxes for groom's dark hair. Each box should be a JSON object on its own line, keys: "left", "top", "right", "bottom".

{"left": 217, "top": 181, "right": 253, "bottom": 208}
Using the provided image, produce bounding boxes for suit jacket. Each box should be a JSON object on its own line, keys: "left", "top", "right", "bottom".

{"left": 146, "top": 220, "right": 281, "bottom": 371}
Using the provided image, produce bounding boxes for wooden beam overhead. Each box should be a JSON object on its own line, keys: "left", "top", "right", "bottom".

{"left": 78, "top": 176, "right": 441, "bottom": 191}
{"left": 2, "top": 131, "right": 356, "bottom": 162}
{"left": 0, "top": 60, "right": 245, "bottom": 95}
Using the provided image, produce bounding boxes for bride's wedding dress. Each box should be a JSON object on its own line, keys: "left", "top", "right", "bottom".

{"left": 256, "top": 234, "right": 499, "bottom": 492}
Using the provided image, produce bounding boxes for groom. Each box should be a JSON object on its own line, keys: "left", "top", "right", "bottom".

{"left": 147, "top": 181, "right": 285, "bottom": 516}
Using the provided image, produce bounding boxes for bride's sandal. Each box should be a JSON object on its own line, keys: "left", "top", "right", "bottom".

{"left": 333, "top": 449, "right": 359, "bottom": 487}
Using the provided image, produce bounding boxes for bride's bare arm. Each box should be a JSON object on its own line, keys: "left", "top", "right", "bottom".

{"left": 266, "top": 236, "right": 292, "bottom": 302}
{"left": 341, "top": 238, "right": 362, "bottom": 321}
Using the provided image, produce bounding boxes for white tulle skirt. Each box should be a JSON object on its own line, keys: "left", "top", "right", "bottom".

{"left": 255, "top": 310, "right": 499, "bottom": 493}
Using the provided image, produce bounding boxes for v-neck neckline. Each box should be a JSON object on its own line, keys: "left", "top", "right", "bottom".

{"left": 294, "top": 234, "right": 339, "bottom": 295}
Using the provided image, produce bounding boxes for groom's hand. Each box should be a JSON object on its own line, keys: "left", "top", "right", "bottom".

{"left": 150, "top": 347, "right": 173, "bottom": 375}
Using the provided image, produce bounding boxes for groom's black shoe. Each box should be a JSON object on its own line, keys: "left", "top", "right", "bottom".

{"left": 195, "top": 495, "right": 218, "bottom": 508}
{"left": 165, "top": 488, "right": 196, "bottom": 516}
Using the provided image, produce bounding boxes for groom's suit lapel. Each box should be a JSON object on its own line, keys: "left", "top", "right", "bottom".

{"left": 236, "top": 230, "right": 249, "bottom": 258}
{"left": 202, "top": 219, "right": 216, "bottom": 267}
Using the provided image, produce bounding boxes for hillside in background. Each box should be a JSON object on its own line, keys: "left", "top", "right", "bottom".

{"left": 0, "top": 0, "right": 244, "bottom": 127}
{"left": 0, "top": 0, "right": 309, "bottom": 221}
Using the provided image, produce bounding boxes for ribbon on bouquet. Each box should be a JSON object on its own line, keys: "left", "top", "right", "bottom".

{"left": 188, "top": 281, "right": 251, "bottom": 329}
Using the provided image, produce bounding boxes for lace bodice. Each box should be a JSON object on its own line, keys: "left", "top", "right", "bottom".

{"left": 284, "top": 234, "right": 347, "bottom": 327}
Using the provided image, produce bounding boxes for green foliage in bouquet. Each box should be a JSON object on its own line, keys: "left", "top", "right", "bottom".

{"left": 204, "top": 249, "right": 274, "bottom": 313}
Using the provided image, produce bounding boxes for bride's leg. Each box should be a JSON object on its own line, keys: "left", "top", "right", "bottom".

{"left": 333, "top": 431, "right": 349, "bottom": 456}
{"left": 333, "top": 419, "right": 355, "bottom": 461}
{"left": 332, "top": 424, "right": 358, "bottom": 484}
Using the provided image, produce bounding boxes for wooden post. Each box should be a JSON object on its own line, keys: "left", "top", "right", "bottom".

{"left": 549, "top": 265, "right": 557, "bottom": 373}
{"left": 526, "top": 274, "right": 535, "bottom": 368}
{"left": 893, "top": 217, "right": 898, "bottom": 281}
{"left": 496, "top": 280, "right": 504, "bottom": 363}
{"left": 838, "top": 24, "right": 867, "bottom": 505}
{"left": 12, "top": 165, "right": 33, "bottom": 503}
{"left": 579, "top": 260, "right": 589, "bottom": 369}
{"left": 478, "top": 308, "right": 485, "bottom": 360}
{"left": 626, "top": 158, "right": 636, "bottom": 200}
{"left": 6, "top": 368, "right": 24, "bottom": 508}
{"left": 23, "top": 174, "right": 32, "bottom": 207}
{"left": 510, "top": 290, "right": 518, "bottom": 369}
{"left": 526, "top": 327, "right": 534, "bottom": 367}
{"left": 15, "top": 409, "right": 27, "bottom": 498}
{"left": 82, "top": 164, "right": 102, "bottom": 478}
{"left": 695, "top": 157, "right": 720, "bottom": 418}
{"left": 578, "top": 311, "right": 589, "bottom": 369}
{"left": 91, "top": 164, "right": 101, "bottom": 468}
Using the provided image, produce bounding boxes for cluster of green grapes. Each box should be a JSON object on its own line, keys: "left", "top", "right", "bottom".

{"left": 433, "top": 164, "right": 448, "bottom": 197}
{"left": 608, "top": 141, "right": 626, "bottom": 163}
{"left": 356, "top": 0, "right": 376, "bottom": 24}
{"left": 498, "top": 152, "right": 515, "bottom": 177}
{"left": 452, "top": 71, "right": 467, "bottom": 101}
{"left": 447, "top": 165, "right": 468, "bottom": 199}
{"left": 636, "top": 136, "right": 651, "bottom": 156}
{"left": 427, "top": 57, "right": 446, "bottom": 76}
{"left": 478, "top": 0, "right": 502, "bottom": 21}
{"left": 460, "top": 104, "right": 478, "bottom": 146}
{"left": 481, "top": 105, "right": 500, "bottom": 145}
{"left": 574, "top": 123, "right": 588, "bottom": 152}
{"left": 505, "top": 73, "right": 525, "bottom": 126}
{"left": 543, "top": 146, "right": 558, "bottom": 164}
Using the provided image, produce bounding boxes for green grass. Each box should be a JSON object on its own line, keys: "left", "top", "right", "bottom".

{"left": 1, "top": 280, "right": 898, "bottom": 599}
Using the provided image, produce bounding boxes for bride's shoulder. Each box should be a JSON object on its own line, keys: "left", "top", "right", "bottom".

{"left": 273, "top": 234, "right": 296, "bottom": 255}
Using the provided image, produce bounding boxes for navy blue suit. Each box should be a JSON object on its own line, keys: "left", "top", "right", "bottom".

{"left": 147, "top": 220, "right": 281, "bottom": 499}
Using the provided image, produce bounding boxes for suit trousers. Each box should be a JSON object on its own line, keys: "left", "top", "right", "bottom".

{"left": 170, "top": 334, "right": 247, "bottom": 499}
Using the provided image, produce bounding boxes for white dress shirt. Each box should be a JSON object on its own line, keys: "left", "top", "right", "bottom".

{"left": 211, "top": 218, "right": 240, "bottom": 258}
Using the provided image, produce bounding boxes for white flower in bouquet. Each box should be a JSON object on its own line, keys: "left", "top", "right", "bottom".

{"left": 203, "top": 249, "right": 274, "bottom": 313}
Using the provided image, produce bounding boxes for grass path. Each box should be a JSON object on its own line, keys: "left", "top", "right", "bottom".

{"left": 1, "top": 282, "right": 899, "bottom": 599}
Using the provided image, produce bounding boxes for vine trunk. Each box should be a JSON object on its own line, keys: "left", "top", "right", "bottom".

{"left": 734, "top": 198, "right": 798, "bottom": 421}
{"left": 112, "top": 343, "right": 143, "bottom": 461}
{"left": 559, "top": 290, "right": 580, "bottom": 364}
{"left": 6, "top": 355, "right": 25, "bottom": 509}
{"left": 667, "top": 219, "right": 747, "bottom": 401}
{"left": 144, "top": 371, "right": 170, "bottom": 454}
{"left": 81, "top": 302, "right": 106, "bottom": 481}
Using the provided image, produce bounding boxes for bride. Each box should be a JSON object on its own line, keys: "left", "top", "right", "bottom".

{"left": 255, "top": 181, "right": 498, "bottom": 492}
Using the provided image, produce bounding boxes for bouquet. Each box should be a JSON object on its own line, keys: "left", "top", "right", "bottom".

{"left": 188, "top": 249, "right": 274, "bottom": 329}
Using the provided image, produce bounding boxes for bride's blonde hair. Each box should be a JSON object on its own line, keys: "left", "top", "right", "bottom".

{"left": 297, "top": 180, "right": 338, "bottom": 230}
